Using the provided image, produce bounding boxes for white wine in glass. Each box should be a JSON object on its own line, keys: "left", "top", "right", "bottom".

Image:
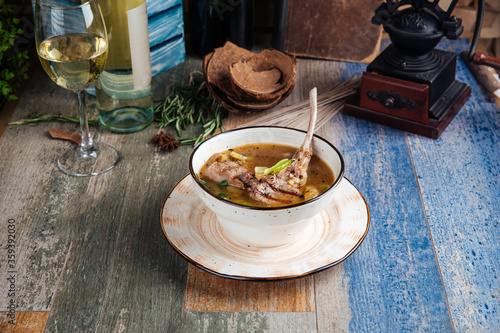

{"left": 35, "top": 0, "right": 120, "bottom": 176}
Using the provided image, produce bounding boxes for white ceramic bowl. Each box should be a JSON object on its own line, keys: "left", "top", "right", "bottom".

{"left": 189, "top": 126, "right": 345, "bottom": 247}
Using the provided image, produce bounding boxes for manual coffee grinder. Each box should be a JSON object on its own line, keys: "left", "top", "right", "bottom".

{"left": 344, "top": 0, "right": 471, "bottom": 139}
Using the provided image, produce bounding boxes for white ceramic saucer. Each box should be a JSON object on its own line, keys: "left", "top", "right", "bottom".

{"left": 160, "top": 175, "right": 369, "bottom": 280}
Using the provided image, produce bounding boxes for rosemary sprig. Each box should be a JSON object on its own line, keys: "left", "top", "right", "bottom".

{"left": 9, "top": 73, "right": 226, "bottom": 148}
{"left": 153, "top": 73, "right": 227, "bottom": 146}
{"left": 9, "top": 112, "right": 97, "bottom": 127}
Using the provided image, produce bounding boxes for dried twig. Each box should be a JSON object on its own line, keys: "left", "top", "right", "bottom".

{"left": 238, "top": 77, "right": 361, "bottom": 131}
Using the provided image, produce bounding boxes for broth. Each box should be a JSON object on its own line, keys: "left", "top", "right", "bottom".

{"left": 198, "top": 143, "right": 335, "bottom": 207}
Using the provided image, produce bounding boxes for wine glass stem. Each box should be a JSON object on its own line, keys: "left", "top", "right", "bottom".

{"left": 76, "top": 90, "right": 95, "bottom": 158}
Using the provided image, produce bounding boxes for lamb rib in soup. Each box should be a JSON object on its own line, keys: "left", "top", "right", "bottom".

{"left": 255, "top": 89, "right": 317, "bottom": 198}
{"left": 204, "top": 153, "right": 248, "bottom": 188}
{"left": 203, "top": 87, "right": 318, "bottom": 206}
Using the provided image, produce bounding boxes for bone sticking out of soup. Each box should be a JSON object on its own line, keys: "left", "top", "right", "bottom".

{"left": 198, "top": 143, "right": 335, "bottom": 208}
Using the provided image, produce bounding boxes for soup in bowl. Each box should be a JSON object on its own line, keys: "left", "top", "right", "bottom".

{"left": 189, "top": 126, "right": 344, "bottom": 247}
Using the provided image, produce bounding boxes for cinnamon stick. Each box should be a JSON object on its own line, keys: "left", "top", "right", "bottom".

{"left": 49, "top": 128, "right": 81, "bottom": 145}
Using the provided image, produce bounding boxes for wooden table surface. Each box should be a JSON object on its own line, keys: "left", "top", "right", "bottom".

{"left": 0, "top": 38, "right": 499, "bottom": 332}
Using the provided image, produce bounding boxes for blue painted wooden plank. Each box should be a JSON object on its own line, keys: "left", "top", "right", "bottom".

{"left": 147, "top": 0, "right": 185, "bottom": 75}
{"left": 146, "top": 0, "right": 182, "bottom": 17}
{"left": 150, "top": 36, "right": 186, "bottom": 77}
{"left": 148, "top": 5, "right": 184, "bottom": 48}
{"left": 323, "top": 97, "right": 454, "bottom": 331}
{"left": 407, "top": 38, "right": 500, "bottom": 332}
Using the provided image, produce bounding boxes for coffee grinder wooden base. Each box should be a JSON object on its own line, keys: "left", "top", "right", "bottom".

{"left": 344, "top": 46, "right": 471, "bottom": 139}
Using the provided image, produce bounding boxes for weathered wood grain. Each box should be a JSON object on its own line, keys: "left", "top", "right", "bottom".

{"left": 0, "top": 70, "right": 76, "bottom": 312}
{"left": 147, "top": 0, "right": 186, "bottom": 77}
{"left": 314, "top": 80, "right": 454, "bottom": 332}
{"left": 148, "top": 3, "right": 184, "bottom": 48}
{"left": 146, "top": 0, "right": 181, "bottom": 17}
{"left": 181, "top": 311, "right": 317, "bottom": 333}
{"left": 313, "top": 264, "right": 351, "bottom": 332}
{"left": 320, "top": 114, "right": 454, "bottom": 331}
{"left": 184, "top": 265, "right": 314, "bottom": 312}
{"left": 271, "top": 52, "right": 454, "bottom": 331}
{"left": 0, "top": 311, "right": 49, "bottom": 333}
{"left": 408, "top": 38, "right": 500, "bottom": 332}
{"left": 0, "top": 65, "right": 191, "bottom": 330}
{"left": 0, "top": 40, "right": 498, "bottom": 332}
{"left": 150, "top": 35, "right": 186, "bottom": 78}
{"left": 38, "top": 67, "right": 195, "bottom": 331}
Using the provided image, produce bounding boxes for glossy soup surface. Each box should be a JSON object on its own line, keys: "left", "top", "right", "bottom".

{"left": 199, "top": 143, "right": 335, "bottom": 207}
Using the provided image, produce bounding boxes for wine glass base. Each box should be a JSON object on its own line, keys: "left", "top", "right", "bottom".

{"left": 57, "top": 142, "right": 120, "bottom": 177}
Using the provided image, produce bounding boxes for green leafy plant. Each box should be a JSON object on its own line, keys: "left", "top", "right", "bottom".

{"left": 0, "top": 0, "right": 30, "bottom": 107}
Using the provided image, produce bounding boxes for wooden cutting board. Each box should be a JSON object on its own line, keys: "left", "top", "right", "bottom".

{"left": 284, "top": 0, "right": 382, "bottom": 63}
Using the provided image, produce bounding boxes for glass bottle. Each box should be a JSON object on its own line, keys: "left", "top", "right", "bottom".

{"left": 95, "top": 0, "right": 154, "bottom": 133}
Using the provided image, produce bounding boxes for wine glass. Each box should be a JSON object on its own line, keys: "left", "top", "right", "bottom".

{"left": 35, "top": 0, "right": 120, "bottom": 176}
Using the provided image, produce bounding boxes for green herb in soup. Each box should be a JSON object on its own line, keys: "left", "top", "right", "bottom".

{"left": 198, "top": 143, "right": 334, "bottom": 207}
